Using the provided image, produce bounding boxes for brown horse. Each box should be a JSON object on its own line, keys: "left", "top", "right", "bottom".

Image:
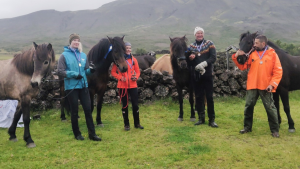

{"left": 169, "top": 36, "right": 196, "bottom": 121}
{"left": 0, "top": 43, "right": 55, "bottom": 148}
{"left": 238, "top": 31, "right": 300, "bottom": 132}
{"left": 151, "top": 54, "right": 173, "bottom": 74}
{"left": 60, "top": 36, "right": 128, "bottom": 127}
{"left": 135, "top": 52, "right": 156, "bottom": 70}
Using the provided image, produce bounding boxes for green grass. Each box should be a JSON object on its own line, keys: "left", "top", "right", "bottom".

{"left": 1, "top": 92, "right": 300, "bottom": 168}
{"left": 0, "top": 53, "right": 14, "bottom": 60}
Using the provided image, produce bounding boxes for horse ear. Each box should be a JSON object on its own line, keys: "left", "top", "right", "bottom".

{"left": 169, "top": 37, "right": 174, "bottom": 42}
{"left": 121, "top": 35, "right": 125, "bottom": 40}
{"left": 47, "top": 43, "right": 52, "bottom": 51}
{"left": 253, "top": 31, "right": 259, "bottom": 37}
{"left": 107, "top": 36, "right": 113, "bottom": 43}
{"left": 33, "top": 42, "right": 38, "bottom": 49}
{"left": 182, "top": 35, "right": 186, "bottom": 39}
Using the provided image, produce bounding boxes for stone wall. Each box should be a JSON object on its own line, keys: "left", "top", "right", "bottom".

{"left": 30, "top": 51, "right": 248, "bottom": 111}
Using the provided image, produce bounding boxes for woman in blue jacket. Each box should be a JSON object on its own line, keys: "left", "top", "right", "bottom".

{"left": 58, "top": 33, "right": 101, "bottom": 141}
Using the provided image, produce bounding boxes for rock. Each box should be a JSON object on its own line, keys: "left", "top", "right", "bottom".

{"left": 140, "top": 88, "right": 153, "bottom": 100}
{"left": 105, "top": 89, "right": 116, "bottom": 97}
{"left": 155, "top": 85, "right": 169, "bottom": 97}
{"left": 107, "top": 81, "right": 117, "bottom": 89}
{"left": 219, "top": 72, "right": 229, "bottom": 81}
{"left": 151, "top": 70, "right": 163, "bottom": 81}
{"left": 137, "top": 77, "right": 144, "bottom": 87}
{"left": 220, "top": 86, "right": 231, "bottom": 94}
{"left": 143, "top": 68, "right": 153, "bottom": 75}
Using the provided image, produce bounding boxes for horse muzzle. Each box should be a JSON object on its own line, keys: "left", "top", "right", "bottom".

{"left": 31, "top": 82, "right": 39, "bottom": 88}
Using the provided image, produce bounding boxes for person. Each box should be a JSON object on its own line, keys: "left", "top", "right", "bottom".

{"left": 232, "top": 35, "right": 282, "bottom": 137}
{"left": 111, "top": 42, "right": 144, "bottom": 131}
{"left": 58, "top": 33, "right": 101, "bottom": 141}
{"left": 188, "top": 27, "right": 218, "bottom": 127}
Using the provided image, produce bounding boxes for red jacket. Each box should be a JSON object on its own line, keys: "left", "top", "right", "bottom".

{"left": 111, "top": 56, "right": 140, "bottom": 89}
{"left": 232, "top": 47, "right": 282, "bottom": 92}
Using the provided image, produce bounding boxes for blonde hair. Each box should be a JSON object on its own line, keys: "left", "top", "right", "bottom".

{"left": 78, "top": 42, "right": 83, "bottom": 52}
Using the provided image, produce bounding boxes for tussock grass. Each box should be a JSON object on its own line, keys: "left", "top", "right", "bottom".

{"left": 1, "top": 92, "right": 300, "bottom": 168}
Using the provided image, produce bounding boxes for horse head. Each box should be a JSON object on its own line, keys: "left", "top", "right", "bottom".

{"left": 31, "top": 42, "right": 55, "bottom": 88}
{"left": 170, "top": 36, "right": 188, "bottom": 69}
{"left": 237, "top": 31, "right": 258, "bottom": 64}
{"left": 107, "top": 36, "right": 128, "bottom": 73}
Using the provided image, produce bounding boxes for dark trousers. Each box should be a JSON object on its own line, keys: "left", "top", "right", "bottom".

{"left": 244, "top": 89, "right": 279, "bottom": 133}
{"left": 193, "top": 74, "right": 215, "bottom": 122}
{"left": 66, "top": 88, "right": 96, "bottom": 137}
{"left": 120, "top": 88, "right": 140, "bottom": 127}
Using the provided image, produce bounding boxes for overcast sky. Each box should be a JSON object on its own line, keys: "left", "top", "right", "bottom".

{"left": 0, "top": 0, "right": 116, "bottom": 19}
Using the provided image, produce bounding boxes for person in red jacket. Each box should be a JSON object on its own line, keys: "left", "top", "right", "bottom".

{"left": 111, "top": 42, "right": 144, "bottom": 131}
{"left": 232, "top": 35, "right": 282, "bottom": 137}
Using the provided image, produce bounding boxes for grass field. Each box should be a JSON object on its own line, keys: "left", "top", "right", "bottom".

{"left": 1, "top": 91, "right": 300, "bottom": 168}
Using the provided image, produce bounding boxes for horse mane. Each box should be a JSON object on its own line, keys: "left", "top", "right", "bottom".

{"left": 12, "top": 47, "right": 35, "bottom": 75}
{"left": 240, "top": 31, "right": 251, "bottom": 42}
{"left": 170, "top": 36, "right": 188, "bottom": 59}
{"left": 88, "top": 37, "right": 125, "bottom": 67}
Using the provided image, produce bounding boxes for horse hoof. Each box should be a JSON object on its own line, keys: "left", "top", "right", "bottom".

{"left": 288, "top": 129, "right": 295, "bottom": 133}
{"left": 9, "top": 138, "right": 18, "bottom": 142}
{"left": 26, "top": 143, "right": 36, "bottom": 148}
{"left": 97, "top": 124, "right": 104, "bottom": 127}
{"left": 190, "top": 118, "right": 196, "bottom": 122}
{"left": 61, "top": 119, "right": 67, "bottom": 122}
{"left": 177, "top": 118, "right": 183, "bottom": 121}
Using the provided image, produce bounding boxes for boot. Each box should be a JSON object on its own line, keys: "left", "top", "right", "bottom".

{"left": 122, "top": 108, "right": 130, "bottom": 129}
{"left": 194, "top": 111, "right": 205, "bottom": 125}
{"left": 208, "top": 119, "right": 218, "bottom": 128}
{"left": 133, "top": 109, "right": 144, "bottom": 129}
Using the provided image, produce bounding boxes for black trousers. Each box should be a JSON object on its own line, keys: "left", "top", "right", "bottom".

{"left": 193, "top": 74, "right": 216, "bottom": 121}
{"left": 120, "top": 88, "right": 140, "bottom": 127}
{"left": 66, "top": 88, "right": 96, "bottom": 137}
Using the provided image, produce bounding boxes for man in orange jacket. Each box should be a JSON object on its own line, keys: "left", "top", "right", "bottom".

{"left": 232, "top": 35, "right": 282, "bottom": 137}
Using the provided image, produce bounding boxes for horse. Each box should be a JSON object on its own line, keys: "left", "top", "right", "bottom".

{"left": 0, "top": 42, "right": 55, "bottom": 148}
{"left": 169, "top": 36, "right": 196, "bottom": 121}
{"left": 135, "top": 51, "right": 156, "bottom": 70}
{"left": 238, "top": 31, "right": 300, "bottom": 132}
{"left": 60, "top": 36, "right": 128, "bottom": 127}
{"left": 151, "top": 54, "right": 173, "bottom": 74}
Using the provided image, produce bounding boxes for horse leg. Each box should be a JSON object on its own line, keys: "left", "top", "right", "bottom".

{"left": 21, "top": 97, "right": 36, "bottom": 148}
{"left": 279, "top": 90, "right": 295, "bottom": 132}
{"left": 189, "top": 86, "right": 196, "bottom": 121}
{"left": 96, "top": 90, "right": 105, "bottom": 127}
{"left": 273, "top": 92, "right": 280, "bottom": 125}
{"left": 59, "top": 80, "right": 66, "bottom": 121}
{"left": 8, "top": 103, "right": 22, "bottom": 142}
{"left": 176, "top": 85, "right": 184, "bottom": 121}
{"left": 89, "top": 90, "right": 95, "bottom": 114}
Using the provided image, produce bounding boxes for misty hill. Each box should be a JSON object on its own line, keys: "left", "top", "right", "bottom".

{"left": 0, "top": 0, "right": 300, "bottom": 54}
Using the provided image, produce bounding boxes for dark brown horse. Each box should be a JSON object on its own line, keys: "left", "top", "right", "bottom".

{"left": 60, "top": 36, "right": 128, "bottom": 127}
{"left": 135, "top": 52, "right": 156, "bottom": 70}
{"left": 0, "top": 43, "right": 55, "bottom": 148}
{"left": 169, "top": 36, "right": 196, "bottom": 121}
{"left": 238, "top": 31, "right": 300, "bottom": 132}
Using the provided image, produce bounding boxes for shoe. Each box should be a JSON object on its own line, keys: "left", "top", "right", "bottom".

{"left": 239, "top": 128, "right": 252, "bottom": 134}
{"left": 124, "top": 126, "right": 130, "bottom": 131}
{"left": 271, "top": 132, "right": 279, "bottom": 138}
{"left": 194, "top": 120, "right": 205, "bottom": 125}
{"left": 208, "top": 121, "right": 218, "bottom": 128}
{"left": 75, "top": 135, "right": 84, "bottom": 140}
{"left": 89, "top": 135, "right": 102, "bottom": 141}
{"left": 135, "top": 124, "right": 144, "bottom": 129}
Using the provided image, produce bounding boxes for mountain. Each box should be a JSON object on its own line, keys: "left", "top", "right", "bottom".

{"left": 0, "top": 0, "right": 300, "bottom": 54}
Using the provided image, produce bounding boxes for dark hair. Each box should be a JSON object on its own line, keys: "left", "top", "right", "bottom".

{"left": 255, "top": 35, "right": 268, "bottom": 43}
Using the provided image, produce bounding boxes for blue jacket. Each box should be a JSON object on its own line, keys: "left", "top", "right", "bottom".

{"left": 58, "top": 46, "right": 92, "bottom": 90}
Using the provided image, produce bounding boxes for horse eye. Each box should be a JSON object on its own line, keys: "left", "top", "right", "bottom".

{"left": 44, "top": 61, "right": 49, "bottom": 65}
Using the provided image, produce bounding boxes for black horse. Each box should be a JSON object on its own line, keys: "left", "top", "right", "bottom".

{"left": 135, "top": 52, "right": 156, "bottom": 70}
{"left": 60, "top": 37, "right": 128, "bottom": 126}
{"left": 238, "top": 31, "right": 300, "bottom": 132}
{"left": 169, "top": 36, "right": 196, "bottom": 121}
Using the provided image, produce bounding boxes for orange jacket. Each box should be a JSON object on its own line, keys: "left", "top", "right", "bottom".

{"left": 232, "top": 47, "right": 282, "bottom": 92}
{"left": 111, "top": 56, "right": 140, "bottom": 89}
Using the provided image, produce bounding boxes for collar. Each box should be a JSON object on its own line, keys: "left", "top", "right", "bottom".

{"left": 195, "top": 39, "right": 205, "bottom": 45}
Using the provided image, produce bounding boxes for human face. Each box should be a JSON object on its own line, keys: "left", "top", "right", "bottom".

{"left": 70, "top": 39, "right": 80, "bottom": 49}
{"left": 125, "top": 46, "right": 131, "bottom": 55}
{"left": 195, "top": 31, "right": 204, "bottom": 41}
{"left": 254, "top": 39, "right": 266, "bottom": 51}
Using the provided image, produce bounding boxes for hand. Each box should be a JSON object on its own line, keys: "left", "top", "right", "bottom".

{"left": 189, "top": 54, "right": 196, "bottom": 60}
{"left": 89, "top": 62, "right": 96, "bottom": 73}
{"left": 195, "top": 61, "right": 207, "bottom": 72}
{"left": 131, "top": 76, "right": 137, "bottom": 81}
{"left": 266, "top": 85, "right": 274, "bottom": 92}
{"left": 121, "top": 76, "right": 126, "bottom": 82}
{"left": 199, "top": 68, "right": 206, "bottom": 75}
{"left": 235, "top": 50, "right": 245, "bottom": 58}
{"left": 75, "top": 74, "right": 83, "bottom": 79}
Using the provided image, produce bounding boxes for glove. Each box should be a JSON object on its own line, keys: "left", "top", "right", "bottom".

{"left": 89, "top": 62, "right": 96, "bottom": 73}
{"left": 75, "top": 74, "right": 83, "bottom": 79}
{"left": 195, "top": 61, "right": 208, "bottom": 72}
{"left": 199, "top": 68, "right": 206, "bottom": 75}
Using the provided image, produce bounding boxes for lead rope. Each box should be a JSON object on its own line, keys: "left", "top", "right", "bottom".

{"left": 118, "top": 72, "right": 129, "bottom": 109}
